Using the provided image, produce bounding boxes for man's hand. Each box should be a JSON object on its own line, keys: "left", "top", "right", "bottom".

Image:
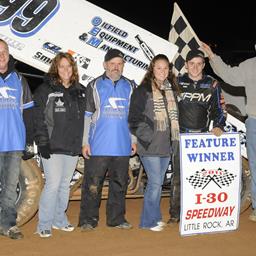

{"left": 131, "top": 143, "right": 137, "bottom": 156}
{"left": 82, "top": 145, "right": 91, "bottom": 159}
{"left": 211, "top": 127, "right": 223, "bottom": 137}
{"left": 201, "top": 42, "right": 215, "bottom": 60}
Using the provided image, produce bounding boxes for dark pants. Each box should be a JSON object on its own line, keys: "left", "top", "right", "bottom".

{"left": 169, "top": 143, "right": 180, "bottom": 219}
{"left": 169, "top": 128, "right": 208, "bottom": 219}
{"left": 0, "top": 151, "right": 22, "bottom": 231}
{"left": 79, "top": 156, "right": 130, "bottom": 227}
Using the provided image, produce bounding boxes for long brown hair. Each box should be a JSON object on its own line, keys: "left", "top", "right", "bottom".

{"left": 141, "top": 54, "right": 179, "bottom": 92}
{"left": 48, "top": 52, "right": 79, "bottom": 84}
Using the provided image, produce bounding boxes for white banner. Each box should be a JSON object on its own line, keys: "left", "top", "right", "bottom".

{"left": 0, "top": 0, "right": 178, "bottom": 86}
{"left": 180, "top": 133, "right": 241, "bottom": 236}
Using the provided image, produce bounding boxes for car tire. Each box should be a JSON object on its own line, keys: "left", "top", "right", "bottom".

{"left": 16, "top": 159, "right": 43, "bottom": 227}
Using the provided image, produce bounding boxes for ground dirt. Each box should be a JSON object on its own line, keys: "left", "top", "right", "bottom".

{"left": 1, "top": 198, "right": 255, "bottom": 256}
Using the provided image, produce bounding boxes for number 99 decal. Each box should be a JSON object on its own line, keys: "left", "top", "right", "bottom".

{"left": 0, "top": 0, "right": 60, "bottom": 37}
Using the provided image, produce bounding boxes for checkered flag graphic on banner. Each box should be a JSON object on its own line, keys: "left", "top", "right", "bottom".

{"left": 187, "top": 168, "right": 236, "bottom": 189}
{"left": 213, "top": 168, "right": 236, "bottom": 187}
{"left": 169, "top": 2, "right": 202, "bottom": 76}
{"left": 186, "top": 169, "right": 211, "bottom": 189}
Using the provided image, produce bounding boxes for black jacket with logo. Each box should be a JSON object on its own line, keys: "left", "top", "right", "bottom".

{"left": 177, "top": 73, "right": 226, "bottom": 132}
{"left": 33, "top": 76, "right": 86, "bottom": 155}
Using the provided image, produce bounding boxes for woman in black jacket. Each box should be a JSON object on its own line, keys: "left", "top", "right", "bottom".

{"left": 128, "top": 54, "right": 179, "bottom": 231}
{"left": 33, "top": 52, "right": 86, "bottom": 238}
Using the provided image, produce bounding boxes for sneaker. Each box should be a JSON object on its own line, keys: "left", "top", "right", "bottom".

{"left": 80, "top": 223, "right": 95, "bottom": 232}
{"left": 37, "top": 230, "right": 52, "bottom": 238}
{"left": 249, "top": 209, "right": 256, "bottom": 222}
{"left": 52, "top": 224, "right": 75, "bottom": 232}
{"left": 157, "top": 221, "right": 167, "bottom": 227}
{"left": 150, "top": 225, "right": 163, "bottom": 232}
{"left": 167, "top": 217, "right": 180, "bottom": 224}
{"left": 6, "top": 226, "right": 24, "bottom": 240}
{"left": 113, "top": 221, "right": 133, "bottom": 230}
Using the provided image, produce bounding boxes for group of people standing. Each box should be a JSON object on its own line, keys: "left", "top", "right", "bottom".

{"left": 0, "top": 36, "right": 255, "bottom": 240}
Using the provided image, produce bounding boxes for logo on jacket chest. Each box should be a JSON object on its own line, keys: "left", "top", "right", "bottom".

{"left": 180, "top": 92, "right": 212, "bottom": 102}
{"left": 54, "top": 98, "right": 66, "bottom": 112}
{"left": 103, "top": 97, "right": 127, "bottom": 118}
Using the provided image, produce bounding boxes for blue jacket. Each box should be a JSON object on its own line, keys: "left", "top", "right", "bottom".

{"left": 0, "top": 56, "right": 33, "bottom": 152}
{"left": 84, "top": 73, "right": 135, "bottom": 156}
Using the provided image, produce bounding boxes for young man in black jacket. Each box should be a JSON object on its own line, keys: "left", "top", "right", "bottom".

{"left": 168, "top": 49, "right": 226, "bottom": 224}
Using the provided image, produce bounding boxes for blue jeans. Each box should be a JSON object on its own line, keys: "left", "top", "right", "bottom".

{"left": 0, "top": 151, "right": 22, "bottom": 230}
{"left": 246, "top": 117, "right": 256, "bottom": 209}
{"left": 139, "top": 156, "right": 170, "bottom": 228}
{"left": 37, "top": 154, "right": 78, "bottom": 232}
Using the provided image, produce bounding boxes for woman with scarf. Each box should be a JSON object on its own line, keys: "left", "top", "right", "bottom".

{"left": 128, "top": 54, "right": 179, "bottom": 232}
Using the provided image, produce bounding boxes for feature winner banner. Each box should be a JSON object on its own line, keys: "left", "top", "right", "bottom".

{"left": 0, "top": 0, "right": 178, "bottom": 86}
{"left": 179, "top": 133, "right": 241, "bottom": 236}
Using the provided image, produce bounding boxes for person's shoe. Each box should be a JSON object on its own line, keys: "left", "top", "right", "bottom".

{"left": 5, "top": 226, "right": 24, "bottom": 240}
{"left": 37, "top": 230, "right": 52, "bottom": 238}
{"left": 52, "top": 224, "right": 75, "bottom": 232}
{"left": 80, "top": 223, "right": 95, "bottom": 232}
{"left": 114, "top": 221, "right": 133, "bottom": 229}
{"left": 249, "top": 209, "right": 256, "bottom": 222}
{"left": 167, "top": 217, "right": 179, "bottom": 224}
{"left": 150, "top": 225, "right": 163, "bottom": 232}
{"left": 157, "top": 221, "right": 167, "bottom": 227}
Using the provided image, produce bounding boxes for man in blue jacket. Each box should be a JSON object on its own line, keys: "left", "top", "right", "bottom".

{"left": 0, "top": 39, "right": 34, "bottom": 240}
{"left": 79, "top": 49, "right": 136, "bottom": 230}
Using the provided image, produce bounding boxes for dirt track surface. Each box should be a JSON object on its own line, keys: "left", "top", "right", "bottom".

{"left": 1, "top": 198, "right": 256, "bottom": 256}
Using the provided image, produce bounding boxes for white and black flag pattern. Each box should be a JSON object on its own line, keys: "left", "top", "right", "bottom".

{"left": 169, "top": 2, "right": 202, "bottom": 76}
{"left": 187, "top": 168, "right": 236, "bottom": 189}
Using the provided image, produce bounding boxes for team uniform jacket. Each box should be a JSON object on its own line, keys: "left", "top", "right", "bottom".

{"left": 0, "top": 56, "right": 34, "bottom": 152}
{"left": 84, "top": 73, "right": 135, "bottom": 156}
{"left": 33, "top": 76, "right": 86, "bottom": 155}
{"left": 177, "top": 73, "right": 226, "bottom": 132}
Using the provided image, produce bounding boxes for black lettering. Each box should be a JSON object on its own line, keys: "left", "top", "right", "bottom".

{"left": 12, "top": 0, "right": 59, "bottom": 34}
{"left": 0, "top": 0, "right": 28, "bottom": 22}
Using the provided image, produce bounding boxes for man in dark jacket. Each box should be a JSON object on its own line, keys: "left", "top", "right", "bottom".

{"left": 0, "top": 39, "right": 34, "bottom": 240}
{"left": 168, "top": 49, "right": 226, "bottom": 224}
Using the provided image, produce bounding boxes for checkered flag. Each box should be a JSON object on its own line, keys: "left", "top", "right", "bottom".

{"left": 213, "top": 168, "right": 236, "bottom": 187}
{"left": 186, "top": 169, "right": 211, "bottom": 189}
{"left": 169, "top": 2, "right": 202, "bottom": 76}
{"left": 187, "top": 168, "right": 237, "bottom": 190}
